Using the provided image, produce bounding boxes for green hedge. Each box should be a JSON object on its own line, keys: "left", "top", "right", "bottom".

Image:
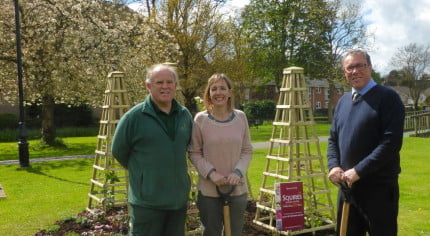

{"left": 25, "top": 103, "right": 96, "bottom": 128}
{"left": 0, "top": 126, "right": 99, "bottom": 142}
{"left": 242, "top": 100, "right": 276, "bottom": 126}
{"left": 0, "top": 113, "right": 18, "bottom": 129}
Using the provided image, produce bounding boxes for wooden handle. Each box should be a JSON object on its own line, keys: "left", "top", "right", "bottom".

{"left": 340, "top": 202, "right": 350, "bottom": 236}
{"left": 223, "top": 205, "right": 232, "bottom": 236}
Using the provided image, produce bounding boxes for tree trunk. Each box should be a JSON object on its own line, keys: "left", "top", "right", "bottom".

{"left": 184, "top": 91, "right": 198, "bottom": 116}
{"left": 41, "top": 95, "right": 56, "bottom": 145}
{"left": 327, "top": 80, "right": 336, "bottom": 123}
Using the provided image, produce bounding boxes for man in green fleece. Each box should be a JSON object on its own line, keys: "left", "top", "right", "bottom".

{"left": 111, "top": 64, "right": 193, "bottom": 236}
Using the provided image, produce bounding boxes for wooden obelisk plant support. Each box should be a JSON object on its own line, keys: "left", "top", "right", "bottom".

{"left": 87, "top": 71, "right": 131, "bottom": 212}
{"left": 253, "top": 67, "right": 336, "bottom": 235}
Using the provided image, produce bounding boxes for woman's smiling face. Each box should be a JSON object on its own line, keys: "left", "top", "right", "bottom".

{"left": 209, "top": 78, "right": 231, "bottom": 108}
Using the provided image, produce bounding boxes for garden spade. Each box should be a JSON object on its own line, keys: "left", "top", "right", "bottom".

{"left": 217, "top": 185, "right": 235, "bottom": 236}
{"left": 340, "top": 182, "right": 351, "bottom": 236}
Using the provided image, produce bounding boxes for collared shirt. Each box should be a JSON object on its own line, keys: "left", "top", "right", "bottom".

{"left": 352, "top": 79, "right": 377, "bottom": 97}
{"left": 150, "top": 99, "right": 178, "bottom": 140}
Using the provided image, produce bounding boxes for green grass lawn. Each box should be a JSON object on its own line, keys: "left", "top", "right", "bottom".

{"left": 0, "top": 134, "right": 429, "bottom": 235}
{"left": 249, "top": 138, "right": 430, "bottom": 236}
{"left": 0, "top": 159, "right": 92, "bottom": 235}
{"left": 0, "top": 122, "right": 330, "bottom": 162}
{"left": 0, "top": 137, "right": 97, "bottom": 161}
{"left": 249, "top": 122, "right": 331, "bottom": 142}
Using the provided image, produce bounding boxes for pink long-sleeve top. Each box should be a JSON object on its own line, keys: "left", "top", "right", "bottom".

{"left": 188, "top": 109, "right": 253, "bottom": 197}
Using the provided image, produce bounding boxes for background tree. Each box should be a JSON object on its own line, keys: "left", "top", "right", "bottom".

{"left": 383, "top": 70, "right": 403, "bottom": 86}
{"left": 240, "top": 0, "right": 337, "bottom": 85}
{"left": 371, "top": 70, "right": 382, "bottom": 84}
{"left": 239, "top": 0, "right": 369, "bottom": 123}
{"left": 319, "top": 0, "right": 368, "bottom": 121}
{"left": 208, "top": 15, "right": 254, "bottom": 106}
{"left": 135, "top": 0, "right": 233, "bottom": 113}
{"left": 0, "top": 0, "right": 179, "bottom": 145}
{"left": 390, "top": 43, "right": 430, "bottom": 110}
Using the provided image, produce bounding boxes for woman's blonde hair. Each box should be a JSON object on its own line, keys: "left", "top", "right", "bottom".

{"left": 203, "top": 73, "right": 235, "bottom": 112}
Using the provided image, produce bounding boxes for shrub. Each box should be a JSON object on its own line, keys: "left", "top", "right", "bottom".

{"left": 313, "top": 108, "right": 328, "bottom": 117}
{"left": 242, "top": 100, "right": 276, "bottom": 126}
{"left": 0, "top": 113, "right": 18, "bottom": 129}
{"left": 25, "top": 102, "right": 96, "bottom": 128}
{"left": 0, "top": 127, "right": 98, "bottom": 142}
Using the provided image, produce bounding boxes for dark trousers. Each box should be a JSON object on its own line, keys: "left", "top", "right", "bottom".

{"left": 128, "top": 204, "right": 187, "bottom": 236}
{"left": 197, "top": 191, "right": 248, "bottom": 236}
{"left": 336, "top": 181, "right": 399, "bottom": 236}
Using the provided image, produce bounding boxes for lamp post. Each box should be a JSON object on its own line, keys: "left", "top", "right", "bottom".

{"left": 13, "top": 0, "right": 30, "bottom": 168}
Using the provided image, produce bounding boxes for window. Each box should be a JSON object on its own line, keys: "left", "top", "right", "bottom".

{"left": 316, "top": 101, "right": 321, "bottom": 109}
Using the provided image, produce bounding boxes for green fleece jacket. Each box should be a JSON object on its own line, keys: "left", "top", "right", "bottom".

{"left": 111, "top": 96, "right": 193, "bottom": 210}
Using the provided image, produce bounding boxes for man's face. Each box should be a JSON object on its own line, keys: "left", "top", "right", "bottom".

{"left": 146, "top": 68, "right": 177, "bottom": 107}
{"left": 343, "top": 53, "right": 372, "bottom": 90}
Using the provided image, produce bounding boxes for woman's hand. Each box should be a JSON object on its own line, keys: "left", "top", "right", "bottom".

{"left": 225, "top": 172, "right": 241, "bottom": 185}
{"left": 209, "top": 171, "right": 226, "bottom": 186}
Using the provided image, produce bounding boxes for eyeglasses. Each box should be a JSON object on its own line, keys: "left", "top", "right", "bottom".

{"left": 344, "top": 63, "right": 368, "bottom": 73}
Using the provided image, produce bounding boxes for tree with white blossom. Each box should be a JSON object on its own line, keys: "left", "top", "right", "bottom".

{"left": 0, "top": 0, "right": 179, "bottom": 145}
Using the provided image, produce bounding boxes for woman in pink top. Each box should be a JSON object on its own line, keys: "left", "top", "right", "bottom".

{"left": 188, "top": 73, "right": 253, "bottom": 236}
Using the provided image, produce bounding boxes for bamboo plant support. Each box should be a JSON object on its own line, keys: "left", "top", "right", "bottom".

{"left": 253, "top": 67, "right": 336, "bottom": 235}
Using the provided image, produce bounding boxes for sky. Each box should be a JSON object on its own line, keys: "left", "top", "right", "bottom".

{"left": 362, "top": 0, "right": 430, "bottom": 76}
{"left": 224, "top": 0, "right": 430, "bottom": 76}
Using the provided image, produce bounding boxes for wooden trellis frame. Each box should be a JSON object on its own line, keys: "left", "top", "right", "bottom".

{"left": 253, "top": 67, "right": 335, "bottom": 235}
{"left": 87, "top": 71, "right": 130, "bottom": 212}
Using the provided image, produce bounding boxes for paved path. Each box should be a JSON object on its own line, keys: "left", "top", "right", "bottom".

{"left": 0, "top": 155, "right": 94, "bottom": 165}
{"left": 0, "top": 137, "right": 330, "bottom": 166}
{"left": 252, "top": 136, "right": 329, "bottom": 149}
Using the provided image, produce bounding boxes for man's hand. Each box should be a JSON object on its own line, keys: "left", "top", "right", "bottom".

{"left": 328, "top": 167, "right": 344, "bottom": 186}
{"left": 342, "top": 168, "right": 360, "bottom": 187}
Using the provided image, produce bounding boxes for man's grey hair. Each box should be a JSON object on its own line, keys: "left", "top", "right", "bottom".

{"left": 145, "top": 64, "right": 178, "bottom": 84}
{"left": 342, "top": 49, "right": 372, "bottom": 66}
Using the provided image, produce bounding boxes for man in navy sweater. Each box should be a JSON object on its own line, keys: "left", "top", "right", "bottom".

{"left": 327, "top": 50, "right": 405, "bottom": 236}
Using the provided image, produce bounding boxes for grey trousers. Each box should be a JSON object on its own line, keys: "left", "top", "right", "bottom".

{"left": 197, "top": 191, "right": 248, "bottom": 236}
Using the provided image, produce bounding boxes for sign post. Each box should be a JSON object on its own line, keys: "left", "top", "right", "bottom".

{"left": 275, "top": 181, "right": 305, "bottom": 231}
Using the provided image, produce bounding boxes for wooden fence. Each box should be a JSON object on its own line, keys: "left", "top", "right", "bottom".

{"left": 404, "top": 110, "right": 430, "bottom": 137}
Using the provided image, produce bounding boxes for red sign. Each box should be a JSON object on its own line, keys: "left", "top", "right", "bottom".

{"left": 275, "top": 182, "right": 305, "bottom": 231}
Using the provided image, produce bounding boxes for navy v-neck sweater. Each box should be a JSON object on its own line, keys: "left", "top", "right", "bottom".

{"left": 327, "top": 84, "right": 405, "bottom": 185}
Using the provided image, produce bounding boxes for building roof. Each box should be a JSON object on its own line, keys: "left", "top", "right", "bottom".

{"left": 306, "top": 79, "right": 346, "bottom": 89}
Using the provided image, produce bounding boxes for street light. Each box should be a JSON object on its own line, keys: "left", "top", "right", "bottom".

{"left": 13, "top": 0, "right": 30, "bottom": 168}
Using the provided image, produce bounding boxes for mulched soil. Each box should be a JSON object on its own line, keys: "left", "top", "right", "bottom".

{"left": 35, "top": 200, "right": 334, "bottom": 236}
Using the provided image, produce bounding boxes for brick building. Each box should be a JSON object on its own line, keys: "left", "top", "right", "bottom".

{"left": 239, "top": 78, "right": 347, "bottom": 112}
{"left": 307, "top": 79, "right": 347, "bottom": 111}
